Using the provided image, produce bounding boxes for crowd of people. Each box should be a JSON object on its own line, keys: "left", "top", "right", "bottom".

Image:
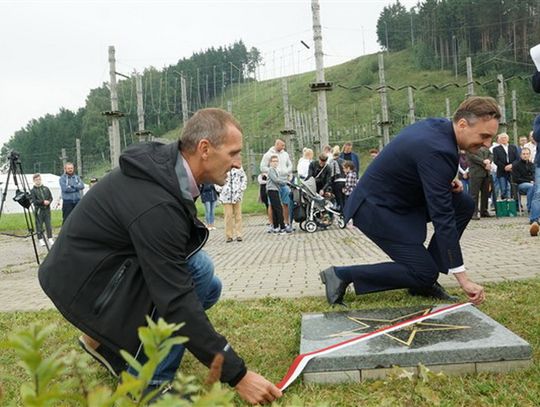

{"left": 459, "top": 130, "right": 539, "bottom": 235}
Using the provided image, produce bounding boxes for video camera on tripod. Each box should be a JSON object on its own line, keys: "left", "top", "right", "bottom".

{"left": 0, "top": 150, "right": 42, "bottom": 264}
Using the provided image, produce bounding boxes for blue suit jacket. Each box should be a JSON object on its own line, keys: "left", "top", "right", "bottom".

{"left": 344, "top": 118, "right": 463, "bottom": 269}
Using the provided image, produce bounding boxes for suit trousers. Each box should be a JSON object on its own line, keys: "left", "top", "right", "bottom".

{"left": 223, "top": 202, "right": 243, "bottom": 239}
{"left": 469, "top": 174, "right": 490, "bottom": 216}
{"left": 336, "top": 192, "right": 474, "bottom": 294}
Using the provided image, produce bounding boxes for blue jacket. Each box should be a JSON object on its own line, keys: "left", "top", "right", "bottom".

{"left": 59, "top": 173, "right": 85, "bottom": 201}
{"left": 200, "top": 184, "right": 217, "bottom": 203}
{"left": 533, "top": 71, "right": 540, "bottom": 167}
{"left": 339, "top": 151, "right": 360, "bottom": 175}
{"left": 344, "top": 118, "right": 463, "bottom": 270}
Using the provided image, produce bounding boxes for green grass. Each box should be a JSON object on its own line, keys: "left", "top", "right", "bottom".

{"left": 0, "top": 210, "right": 63, "bottom": 233}
{"left": 0, "top": 184, "right": 266, "bottom": 232}
{"left": 1, "top": 278, "right": 539, "bottom": 406}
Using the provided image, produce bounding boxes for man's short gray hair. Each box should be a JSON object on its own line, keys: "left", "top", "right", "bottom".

{"left": 180, "top": 108, "right": 242, "bottom": 153}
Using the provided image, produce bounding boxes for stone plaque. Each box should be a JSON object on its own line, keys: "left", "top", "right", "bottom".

{"left": 300, "top": 305, "right": 532, "bottom": 383}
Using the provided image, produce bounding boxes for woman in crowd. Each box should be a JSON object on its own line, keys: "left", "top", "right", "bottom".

{"left": 200, "top": 183, "right": 218, "bottom": 230}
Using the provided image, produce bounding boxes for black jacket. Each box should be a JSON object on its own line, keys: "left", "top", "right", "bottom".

{"left": 307, "top": 161, "right": 332, "bottom": 192}
{"left": 38, "top": 141, "right": 246, "bottom": 385}
{"left": 511, "top": 159, "right": 535, "bottom": 185}
{"left": 30, "top": 185, "right": 53, "bottom": 209}
{"left": 493, "top": 144, "right": 519, "bottom": 178}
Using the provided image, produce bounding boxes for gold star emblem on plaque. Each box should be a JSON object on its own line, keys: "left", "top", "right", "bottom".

{"left": 326, "top": 307, "right": 470, "bottom": 347}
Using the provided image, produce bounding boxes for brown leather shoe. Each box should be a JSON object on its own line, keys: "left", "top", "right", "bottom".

{"left": 530, "top": 221, "right": 539, "bottom": 237}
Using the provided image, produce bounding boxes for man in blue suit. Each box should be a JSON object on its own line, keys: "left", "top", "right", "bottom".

{"left": 320, "top": 97, "right": 501, "bottom": 306}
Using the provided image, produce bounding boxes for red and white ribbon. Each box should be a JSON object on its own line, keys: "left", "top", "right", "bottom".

{"left": 276, "top": 302, "right": 472, "bottom": 391}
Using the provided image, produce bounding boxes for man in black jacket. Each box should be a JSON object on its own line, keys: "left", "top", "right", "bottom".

{"left": 307, "top": 153, "right": 332, "bottom": 193}
{"left": 38, "top": 108, "right": 281, "bottom": 405}
{"left": 512, "top": 147, "right": 535, "bottom": 213}
{"left": 492, "top": 133, "right": 519, "bottom": 199}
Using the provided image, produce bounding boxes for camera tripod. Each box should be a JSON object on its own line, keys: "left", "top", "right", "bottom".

{"left": 0, "top": 151, "right": 42, "bottom": 264}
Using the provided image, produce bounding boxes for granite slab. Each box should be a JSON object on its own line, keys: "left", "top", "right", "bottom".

{"left": 300, "top": 304, "right": 532, "bottom": 381}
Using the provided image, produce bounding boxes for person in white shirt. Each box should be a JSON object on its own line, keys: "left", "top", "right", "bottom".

{"left": 296, "top": 148, "right": 313, "bottom": 180}
{"left": 524, "top": 131, "right": 537, "bottom": 163}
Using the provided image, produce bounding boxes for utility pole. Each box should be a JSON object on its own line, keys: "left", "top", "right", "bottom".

{"left": 309, "top": 0, "right": 331, "bottom": 148}
{"left": 108, "top": 126, "right": 114, "bottom": 167}
{"left": 311, "top": 106, "right": 319, "bottom": 149}
{"left": 407, "top": 86, "right": 415, "bottom": 124}
{"left": 221, "top": 71, "right": 225, "bottom": 107}
{"left": 180, "top": 74, "right": 189, "bottom": 124}
{"left": 452, "top": 35, "right": 458, "bottom": 78}
{"left": 445, "top": 98, "right": 452, "bottom": 120}
{"left": 76, "top": 138, "right": 82, "bottom": 177}
{"left": 61, "top": 148, "right": 67, "bottom": 167}
{"left": 410, "top": 12, "right": 414, "bottom": 46}
{"left": 384, "top": 21, "right": 389, "bottom": 52}
{"left": 213, "top": 65, "right": 216, "bottom": 100}
{"left": 511, "top": 90, "right": 518, "bottom": 145}
{"left": 497, "top": 74, "right": 507, "bottom": 134}
{"left": 108, "top": 46, "right": 121, "bottom": 168}
{"left": 280, "top": 78, "right": 296, "bottom": 165}
{"left": 378, "top": 53, "right": 391, "bottom": 147}
{"left": 376, "top": 113, "right": 383, "bottom": 151}
{"left": 134, "top": 71, "right": 151, "bottom": 142}
{"left": 466, "top": 57, "right": 474, "bottom": 98}
{"left": 196, "top": 68, "right": 201, "bottom": 109}
{"left": 227, "top": 100, "right": 232, "bottom": 113}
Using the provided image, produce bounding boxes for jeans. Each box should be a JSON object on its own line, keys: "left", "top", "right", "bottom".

{"left": 461, "top": 179, "right": 469, "bottom": 195}
{"left": 279, "top": 184, "right": 291, "bottom": 207}
{"left": 517, "top": 182, "right": 534, "bottom": 212}
{"left": 203, "top": 200, "right": 216, "bottom": 225}
{"left": 530, "top": 166, "right": 540, "bottom": 223}
{"left": 62, "top": 200, "right": 79, "bottom": 224}
{"left": 496, "top": 176, "right": 510, "bottom": 199}
{"left": 133, "top": 250, "right": 222, "bottom": 385}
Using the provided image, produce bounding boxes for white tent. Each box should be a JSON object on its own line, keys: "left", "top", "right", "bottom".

{"left": 0, "top": 173, "right": 65, "bottom": 214}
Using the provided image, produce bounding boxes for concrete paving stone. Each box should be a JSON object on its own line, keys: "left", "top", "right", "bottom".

{"left": 1, "top": 215, "right": 540, "bottom": 311}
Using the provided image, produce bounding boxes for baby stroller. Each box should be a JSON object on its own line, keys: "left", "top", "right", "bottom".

{"left": 289, "top": 178, "right": 346, "bottom": 233}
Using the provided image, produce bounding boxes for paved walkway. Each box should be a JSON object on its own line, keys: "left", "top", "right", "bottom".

{"left": 0, "top": 215, "right": 538, "bottom": 312}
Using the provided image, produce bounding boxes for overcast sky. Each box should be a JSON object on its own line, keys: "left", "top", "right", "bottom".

{"left": 0, "top": 0, "right": 418, "bottom": 147}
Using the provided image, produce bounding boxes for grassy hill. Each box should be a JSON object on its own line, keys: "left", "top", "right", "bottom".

{"left": 162, "top": 49, "right": 537, "bottom": 170}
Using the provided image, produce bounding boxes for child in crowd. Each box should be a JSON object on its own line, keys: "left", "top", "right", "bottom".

{"left": 266, "top": 155, "right": 290, "bottom": 233}
{"left": 30, "top": 173, "right": 54, "bottom": 247}
{"left": 200, "top": 183, "right": 218, "bottom": 230}
{"left": 342, "top": 161, "right": 358, "bottom": 208}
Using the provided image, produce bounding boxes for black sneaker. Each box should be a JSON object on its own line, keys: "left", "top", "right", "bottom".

{"left": 78, "top": 336, "right": 126, "bottom": 377}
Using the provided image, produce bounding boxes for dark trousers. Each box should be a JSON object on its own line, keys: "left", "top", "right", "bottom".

{"left": 336, "top": 192, "right": 474, "bottom": 294}
{"left": 469, "top": 174, "right": 490, "bottom": 216}
{"left": 267, "top": 189, "right": 285, "bottom": 229}
{"left": 62, "top": 200, "right": 79, "bottom": 224}
{"left": 35, "top": 208, "right": 52, "bottom": 239}
{"left": 332, "top": 181, "right": 345, "bottom": 211}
